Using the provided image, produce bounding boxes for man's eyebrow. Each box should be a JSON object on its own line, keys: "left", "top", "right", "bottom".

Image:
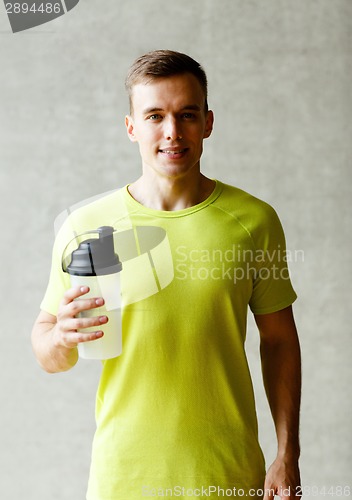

{"left": 142, "top": 104, "right": 202, "bottom": 115}
{"left": 143, "top": 107, "right": 163, "bottom": 115}
{"left": 181, "top": 104, "right": 201, "bottom": 111}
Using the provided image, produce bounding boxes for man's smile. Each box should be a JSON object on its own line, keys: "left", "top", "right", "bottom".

{"left": 158, "top": 147, "right": 188, "bottom": 157}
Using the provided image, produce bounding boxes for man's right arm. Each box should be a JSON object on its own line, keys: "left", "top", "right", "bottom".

{"left": 31, "top": 286, "right": 108, "bottom": 373}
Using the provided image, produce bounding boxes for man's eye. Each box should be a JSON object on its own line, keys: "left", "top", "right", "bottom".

{"left": 182, "top": 113, "right": 196, "bottom": 120}
{"left": 147, "top": 114, "right": 161, "bottom": 121}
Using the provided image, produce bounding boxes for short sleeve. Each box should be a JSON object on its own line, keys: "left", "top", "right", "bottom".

{"left": 248, "top": 204, "right": 297, "bottom": 315}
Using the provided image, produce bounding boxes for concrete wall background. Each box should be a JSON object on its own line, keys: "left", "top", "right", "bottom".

{"left": 0, "top": 0, "right": 351, "bottom": 498}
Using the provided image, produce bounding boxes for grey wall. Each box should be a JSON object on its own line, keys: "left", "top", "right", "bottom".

{"left": 0, "top": 1, "right": 351, "bottom": 498}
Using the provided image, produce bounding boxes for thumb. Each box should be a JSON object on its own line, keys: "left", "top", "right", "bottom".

{"left": 263, "top": 485, "right": 275, "bottom": 500}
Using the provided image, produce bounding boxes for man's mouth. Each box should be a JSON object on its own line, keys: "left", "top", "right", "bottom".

{"left": 159, "top": 148, "right": 188, "bottom": 156}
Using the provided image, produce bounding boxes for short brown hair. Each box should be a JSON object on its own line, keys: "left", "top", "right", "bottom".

{"left": 125, "top": 49, "right": 208, "bottom": 113}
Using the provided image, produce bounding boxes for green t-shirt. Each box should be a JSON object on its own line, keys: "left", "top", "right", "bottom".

{"left": 41, "top": 180, "right": 297, "bottom": 499}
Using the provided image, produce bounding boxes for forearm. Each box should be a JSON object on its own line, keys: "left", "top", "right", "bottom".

{"left": 31, "top": 321, "right": 78, "bottom": 374}
{"left": 260, "top": 335, "right": 301, "bottom": 459}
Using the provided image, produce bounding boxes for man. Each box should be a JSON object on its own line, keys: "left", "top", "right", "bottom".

{"left": 32, "top": 50, "right": 301, "bottom": 499}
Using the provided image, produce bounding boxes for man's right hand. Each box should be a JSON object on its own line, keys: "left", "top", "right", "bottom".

{"left": 53, "top": 285, "right": 108, "bottom": 349}
{"left": 31, "top": 286, "right": 108, "bottom": 373}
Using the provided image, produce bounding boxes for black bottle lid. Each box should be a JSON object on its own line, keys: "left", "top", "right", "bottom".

{"left": 66, "top": 226, "right": 122, "bottom": 276}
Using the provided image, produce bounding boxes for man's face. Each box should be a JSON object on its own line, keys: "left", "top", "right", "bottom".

{"left": 125, "top": 73, "right": 214, "bottom": 181}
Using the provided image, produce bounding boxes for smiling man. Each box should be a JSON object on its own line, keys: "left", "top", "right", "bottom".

{"left": 32, "top": 50, "right": 301, "bottom": 500}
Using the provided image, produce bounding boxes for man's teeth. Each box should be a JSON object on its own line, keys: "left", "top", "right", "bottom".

{"left": 161, "top": 149, "right": 185, "bottom": 154}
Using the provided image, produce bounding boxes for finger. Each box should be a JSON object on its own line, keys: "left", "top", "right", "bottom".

{"left": 68, "top": 297, "right": 105, "bottom": 317}
{"left": 59, "top": 313, "right": 108, "bottom": 336}
{"left": 279, "top": 484, "right": 299, "bottom": 499}
{"left": 278, "top": 487, "right": 293, "bottom": 500}
{"left": 62, "top": 329, "right": 104, "bottom": 348}
{"left": 72, "top": 314, "right": 108, "bottom": 331}
{"left": 61, "top": 286, "right": 90, "bottom": 306}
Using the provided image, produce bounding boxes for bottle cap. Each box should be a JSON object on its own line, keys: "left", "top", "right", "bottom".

{"left": 66, "top": 226, "right": 122, "bottom": 276}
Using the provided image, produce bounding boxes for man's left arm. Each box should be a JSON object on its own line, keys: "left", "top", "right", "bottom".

{"left": 254, "top": 305, "right": 301, "bottom": 500}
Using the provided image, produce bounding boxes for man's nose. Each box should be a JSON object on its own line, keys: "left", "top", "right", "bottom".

{"left": 164, "top": 117, "right": 182, "bottom": 140}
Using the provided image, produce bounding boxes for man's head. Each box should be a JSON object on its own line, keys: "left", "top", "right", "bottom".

{"left": 125, "top": 50, "right": 208, "bottom": 115}
{"left": 124, "top": 50, "right": 213, "bottom": 182}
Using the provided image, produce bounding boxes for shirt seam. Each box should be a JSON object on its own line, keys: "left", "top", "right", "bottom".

{"left": 121, "top": 181, "right": 223, "bottom": 218}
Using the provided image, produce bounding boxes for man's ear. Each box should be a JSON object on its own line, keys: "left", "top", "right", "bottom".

{"left": 203, "top": 110, "right": 214, "bottom": 139}
{"left": 125, "top": 115, "right": 137, "bottom": 142}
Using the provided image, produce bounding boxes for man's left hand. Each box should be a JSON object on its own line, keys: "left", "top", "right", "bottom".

{"left": 263, "top": 456, "right": 301, "bottom": 500}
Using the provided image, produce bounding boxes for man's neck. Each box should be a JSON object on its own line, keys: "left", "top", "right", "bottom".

{"left": 128, "top": 172, "right": 216, "bottom": 211}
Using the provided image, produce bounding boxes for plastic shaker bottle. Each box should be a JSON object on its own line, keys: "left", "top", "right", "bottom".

{"left": 65, "top": 226, "right": 123, "bottom": 360}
